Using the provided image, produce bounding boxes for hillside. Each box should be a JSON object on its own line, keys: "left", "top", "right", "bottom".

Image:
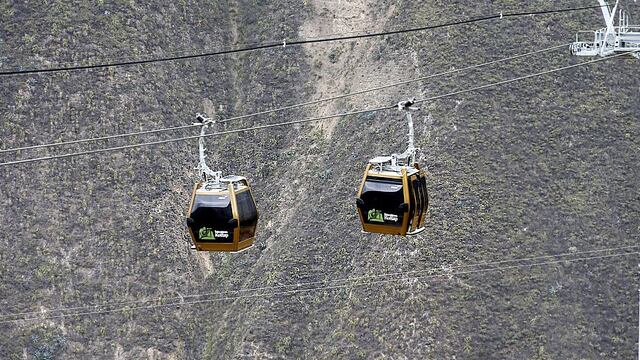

{"left": 1, "top": 0, "right": 639, "bottom": 359}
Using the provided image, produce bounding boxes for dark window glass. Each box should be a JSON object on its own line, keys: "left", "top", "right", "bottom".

{"left": 420, "top": 177, "right": 426, "bottom": 220}
{"left": 189, "top": 194, "right": 235, "bottom": 243}
{"left": 236, "top": 190, "right": 258, "bottom": 241}
{"left": 412, "top": 177, "right": 422, "bottom": 228}
{"left": 407, "top": 176, "right": 416, "bottom": 227}
{"left": 421, "top": 175, "right": 429, "bottom": 212}
{"left": 236, "top": 191, "right": 258, "bottom": 226}
{"left": 194, "top": 194, "right": 231, "bottom": 211}
{"left": 361, "top": 177, "right": 405, "bottom": 226}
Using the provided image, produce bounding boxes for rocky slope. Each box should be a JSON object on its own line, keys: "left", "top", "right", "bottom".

{"left": 1, "top": 0, "right": 639, "bottom": 358}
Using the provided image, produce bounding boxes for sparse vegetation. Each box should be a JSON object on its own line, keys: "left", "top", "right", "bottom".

{"left": 0, "top": 0, "right": 638, "bottom": 359}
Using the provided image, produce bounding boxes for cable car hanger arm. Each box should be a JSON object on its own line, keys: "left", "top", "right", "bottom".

{"left": 392, "top": 99, "right": 420, "bottom": 167}
{"left": 195, "top": 113, "right": 222, "bottom": 184}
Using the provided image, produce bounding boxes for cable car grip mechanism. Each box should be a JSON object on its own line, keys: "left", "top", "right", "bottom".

{"left": 195, "top": 113, "right": 222, "bottom": 187}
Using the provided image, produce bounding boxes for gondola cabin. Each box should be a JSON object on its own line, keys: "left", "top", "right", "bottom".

{"left": 186, "top": 176, "right": 258, "bottom": 252}
{"left": 356, "top": 157, "right": 428, "bottom": 236}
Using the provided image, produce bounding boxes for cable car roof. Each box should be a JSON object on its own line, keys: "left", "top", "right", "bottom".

{"left": 197, "top": 179, "right": 250, "bottom": 194}
{"left": 367, "top": 157, "right": 420, "bottom": 177}
{"left": 367, "top": 166, "right": 420, "bottom": 177}
{"left": 221, "top": 175, "right": 247, "bottom": 183}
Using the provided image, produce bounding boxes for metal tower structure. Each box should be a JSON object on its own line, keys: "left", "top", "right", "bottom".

{"left": 570, "top": 0, "right": 640, "bottom": 59}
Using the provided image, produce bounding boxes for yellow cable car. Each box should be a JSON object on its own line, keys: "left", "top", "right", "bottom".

{"left": 355, "top": 99, "right": 429, "bottom": 236}
{"left": 356, "top": 159, "right": 428, "bottom": 235}
{"left": 187, "top": 176, "right": 258, "bottom": 252}
{"left": 186, "top": 114, "right": 258, "bottom": 252}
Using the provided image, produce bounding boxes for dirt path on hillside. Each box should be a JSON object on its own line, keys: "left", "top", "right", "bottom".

{"left": 299, "top": 0, "right": 413, "bottom": 139}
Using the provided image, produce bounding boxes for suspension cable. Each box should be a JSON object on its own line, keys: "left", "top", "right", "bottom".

{"left": 0, "top": 5, "right": 603, "bottom": 76}
{"left": 1, "top": 244, "right": 637, "bottom": 320}
{"left": 0, "top": 51, "right": 632, "bottom": 167}
{"left": 2, "top": 248, "right": 636, "bottom": 324}
{"left": 0, "top": 43, "right": 569, "bottom": 154}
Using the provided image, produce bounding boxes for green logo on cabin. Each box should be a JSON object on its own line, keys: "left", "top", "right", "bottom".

{"left": 367, "top": 209, "right": 384, "bottom": 223}
{"left": 199, "top": 227, "right": 215, "bottom": 240}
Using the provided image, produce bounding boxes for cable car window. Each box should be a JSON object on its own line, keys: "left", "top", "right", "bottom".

{"left": 236, "top": 190, "right": 258, "bottom": 242}
{"left": 407, "top": 176, "right": 416, "bottom": 226}
{"left": 412, "top": 176, "right": 422, "bottom": 226}
{"left": 361, "top": 177, "right": 405, "bottom": 226}
{"left": 236, "top": 191, "right": 258, "bottom": 226}
{"left": 189, "top": 194, "right": 234, "bottom": 243}
{"left": 421, "top": 175, "right": 429, "bottom": 210}
{"left": 193, "top": 194, "right": 231, "bottom": 213}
